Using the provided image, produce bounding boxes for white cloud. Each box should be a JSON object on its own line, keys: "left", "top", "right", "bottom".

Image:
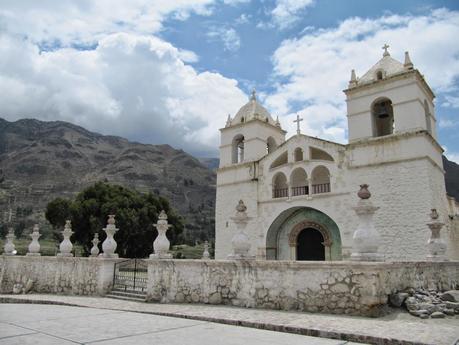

{"left": 443, "top": 95, "right": 459, "bottom": 108}
{"left": 439, "top": 119, "right": 458, "bottom": 129}
{"left": 207, "top": 27, "right": 241, "bottom": 52}
{"left": 0, "top": 32, "right": 246, "bottom": 155}
{"left": 271, "top": 0, "right": 314, "bottom": 29}
{"left": 0, "top": 1, "right": 250, "bottom": 155}
{"left": 0, "top": 0, "right": 217, "bottom": 46}
{"left": 267, "top": 9, "right": 459, "bottom": 143}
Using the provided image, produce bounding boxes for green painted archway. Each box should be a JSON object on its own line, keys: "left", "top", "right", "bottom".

{"left": 266, "top": 207, "right": 342, "bottom": 261}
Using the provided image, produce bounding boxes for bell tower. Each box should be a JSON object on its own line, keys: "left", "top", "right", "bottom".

{"left": 345, "top": 45, "right": 437, "bottom": 143}
{"left": 219, "top": 90, "right": 286, "bottom": 167}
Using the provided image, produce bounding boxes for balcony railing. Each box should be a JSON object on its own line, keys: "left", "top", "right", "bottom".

{"left": 273, "top": 188, "right": 288, "bottom": 198}
{"left": 291, "top": 185, "right": 308, "bottom": 196}
{"left": 312, "top": 183, "right": 330, "bottom": 194}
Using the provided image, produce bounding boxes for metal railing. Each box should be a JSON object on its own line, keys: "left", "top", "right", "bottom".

{"left": 273, "top": 188, "right": 288, "bottom": 198}
{"left": 312, "top": 183, "right": 330, "bottom": 194}
{"left": 291, "top": 186, "right": 308, "bottom": 196}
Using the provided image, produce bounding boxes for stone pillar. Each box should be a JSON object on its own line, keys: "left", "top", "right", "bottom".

{"left": 90, "top": 233, "right": 100, "bottom": 257}
{"left": 426, "top": 209, "right": 447, "bottom": 261}
{"left": 150, "top": 210, "right": 172, "bottom": 259}
{"left": 351, "top": 184, "right": 383, "bottom": 261}
{"left": 26, "top": 224, "right": 41, "bottom": 256}
{"left": 100, "top": 215, "right": 119, "bottom": 258}
{"left": 3, "top": 227, "right": 16, "bottom": 256}
{"left": 202, "top": 240, "right": 210, "bottom": 259}
{"left": 228, "top": 200, "right": 255, "bottom": 260}
{"left": 57, "top": 220, "right": 74, "bottom": 257}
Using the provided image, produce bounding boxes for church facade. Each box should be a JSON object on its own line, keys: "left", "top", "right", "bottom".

{"left": 215, "top": 47, "right": 459, "bottom": 261}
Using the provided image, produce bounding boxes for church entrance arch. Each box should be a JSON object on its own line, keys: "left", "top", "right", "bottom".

{"left": 266, "top": 207, "right": 342, "bottom": 261}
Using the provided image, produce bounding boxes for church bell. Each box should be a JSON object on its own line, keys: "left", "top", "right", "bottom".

{"left": 375, "top": 102, "right": 390, "bottom": 119}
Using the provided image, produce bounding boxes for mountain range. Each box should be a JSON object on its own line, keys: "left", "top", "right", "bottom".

{"left": 0, "top": 118, "right": 215, "bottom": 243}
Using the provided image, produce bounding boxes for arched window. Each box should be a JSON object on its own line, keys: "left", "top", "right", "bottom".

{"left": 294, "top": 148, "right": 303, "bottom": 162}
{"left": 266, "top": 137, "right": 277, "bottom": 154}
{"left": 311, "top": 166, "right": 330, "bottom": 194}
{"left": 290, "top": 168, "right": 308, "bottom": 196}
{"left": 424, "top": 100, "right": 432, "bottom": 134}
{"left": 232, "top": 135, "right": 244, "bottom": 164}
{"left": 376, "top": 70, "right": 383, "bottom": 80}
{"left": 372, "top": 98, "right": 394, "bottom": 137}
{"left": 272, "top": 172, "right": 288, "bottom": 198}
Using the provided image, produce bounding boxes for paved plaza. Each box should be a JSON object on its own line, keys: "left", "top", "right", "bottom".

{"left": 0, "top": 303, "right": 363, "bottom": 345}
{"left": 1, "top": 295, "right": 458, "bottom": 344}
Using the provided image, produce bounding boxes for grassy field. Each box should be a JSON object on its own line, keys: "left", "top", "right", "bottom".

{"left": 0, "top": 238, "right": 210, "bottom": 258}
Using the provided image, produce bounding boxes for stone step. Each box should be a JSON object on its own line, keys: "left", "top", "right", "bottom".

{"left": 109, "top": 289, "right": 147, "bottom": 298}
{"left": 105, "top": 293, "right": 146, "bottom": 303}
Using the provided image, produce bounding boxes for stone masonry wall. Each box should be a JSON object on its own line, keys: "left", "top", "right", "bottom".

{"left": 0, "top": 256, "right": 120, "bottom": 295}
{"left": 146, "top": 259, "right": 459, "bottom": 317}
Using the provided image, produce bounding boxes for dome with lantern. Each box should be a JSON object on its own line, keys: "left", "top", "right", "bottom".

{"left": 227, "top": 89, "right": 280, "bottom": 128}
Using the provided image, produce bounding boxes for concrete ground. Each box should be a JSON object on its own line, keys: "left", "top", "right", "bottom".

{"left": 0, "top": 304, "right": 360, "bottom": 345}
{"left": 0, "top": 294, "right": 458, "bottom": 345}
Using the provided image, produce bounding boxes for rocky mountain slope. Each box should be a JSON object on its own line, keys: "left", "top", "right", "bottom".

{"left": 0, "top": 118, "right": 215, "bottom": 242}
{"left": 444, "top": 155, "right": 459, "bottom": 203}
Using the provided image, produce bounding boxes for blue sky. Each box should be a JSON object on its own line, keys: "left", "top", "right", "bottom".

{"left": 0, "top": 0, "right": 458, "bottom": 161}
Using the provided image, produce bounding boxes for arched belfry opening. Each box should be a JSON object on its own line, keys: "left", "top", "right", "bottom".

{"left": 372, "top": 98, "right": 394, "bottom": 137}
{"left": 266, "top": 137, "right": 277, "bottom": 154}
{"left": 232, "top": 135, "right": 244, "bottom": 163}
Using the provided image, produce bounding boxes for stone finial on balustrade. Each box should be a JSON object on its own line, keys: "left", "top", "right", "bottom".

{"left": 426, "top": 209, "right": 447, "bottom": 261}
{"left": 150, "top": 210, "right": 173, "bottom": 259}
{"left": 202, "top": 240, "right": 210, "bottom": 259}
{"left": 3, "top": 227, "right": 16, "bottom": 256}
{"left": 90, "top": 233, "right": 100, "bottom": 257}
{"left": 58, "top": 220, "right": 74, "bottom": 257}
{"left": 100, "top": 215, "right": 119, "bottom": 258}
{"left": 228, "top": 200, "right": 254, "bottom": 260}
{"left": 26, "top": 224, "right": 41, "bottom": 256}
{"left": 350, "top": 184, "right": 383, "bottom": 261}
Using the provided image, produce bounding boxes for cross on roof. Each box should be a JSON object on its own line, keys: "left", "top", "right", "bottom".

{"left": 382, "top": 44, "right": 390, "bottom": 56}
{"left": 250, "top": 88, "right": 256, "bottom": 101}
{"left": 293, "top": 114, "right": 303, "bottom": 135}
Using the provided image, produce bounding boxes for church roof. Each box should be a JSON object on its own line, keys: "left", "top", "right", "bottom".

{"left": 348, "top": 45, "right": 414, "bottom": 89}
{"left": 359, "top": 55, "right": 405, "bottom": 83}
{"left": 229, "top": 90, "right": 280, "bottom": 128}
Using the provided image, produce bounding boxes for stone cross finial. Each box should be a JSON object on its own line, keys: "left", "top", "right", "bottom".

{"left": 100, "top": 215, "right": 119, "bottom": 258}
{"left": 250, "top": 88, "right": 257, "bottom": 101}
{"left": 90, "top": 233, "right": 100, "bottom": 257}
{"left": 58, "top": 220, "right": 74, "bottom": 257}
{"left": 426, "top": 208, "right": 447, "bottom": 261}
{"left": 3, "top": 227, "right": 16, "bottom": 256}
{"left": 351, "top": 185, "right": 383, "bottom": 262}
{"left": 150, "top": 210, "right": 173, "bottom": 259}
{"left": 27, "top": 224, "right": 41, "bottom": 256}
{"left": 382, "top": 44, "right": 390, "bottom": 57}
{"left": 202, "top": 240, "right": 210, "bottom": 259}
{"left": 293, "top": 114, "right": 303, "bottom": 135}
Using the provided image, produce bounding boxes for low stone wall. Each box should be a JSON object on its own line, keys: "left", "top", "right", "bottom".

{"left": 0, "top": 256, "right": 120, "bottom": 295}
{"left": 146, "top": 260, "right": 459, "bottom": 316}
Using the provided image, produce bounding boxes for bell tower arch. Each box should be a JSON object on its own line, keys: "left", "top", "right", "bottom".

{"left": 345, "top": 47, "right": 437, "bottom": 143}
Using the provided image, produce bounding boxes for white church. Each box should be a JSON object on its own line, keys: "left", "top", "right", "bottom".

{"left": 215, "top": 47, "right": 459, "bottom": 261}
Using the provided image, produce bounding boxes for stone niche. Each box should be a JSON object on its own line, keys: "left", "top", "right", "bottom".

{"left": 146, "top": 260, "right": 459, "bottom": 317}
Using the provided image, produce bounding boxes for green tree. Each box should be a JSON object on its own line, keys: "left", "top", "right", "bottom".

{"left": 45, "top": 182, "right": 184, "bottom": 257}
